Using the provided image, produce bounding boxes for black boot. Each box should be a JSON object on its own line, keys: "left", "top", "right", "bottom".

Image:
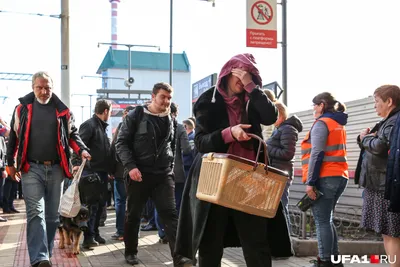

{"left": 125, "top": 254, "right": 139, "bottom": 265}
{"left": 82, "top": 237, "right": 99, "bottom": 249}
{"left": 307, "top": 258, "right": 334, "bottom": 267}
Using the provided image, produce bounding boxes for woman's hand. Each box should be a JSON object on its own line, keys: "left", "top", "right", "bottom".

{"left": 231, "top": 68, "right": 253, "bottom": 87}
{"left": 306, "top": 185, "right": 316, "bottom": 200}
{"left": 231, "top": 124, "right": 252, "bottom": 141}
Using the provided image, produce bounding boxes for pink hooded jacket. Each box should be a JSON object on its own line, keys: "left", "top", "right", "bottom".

{"left": 215, "top": 53, "right": 263, "bottom": 161}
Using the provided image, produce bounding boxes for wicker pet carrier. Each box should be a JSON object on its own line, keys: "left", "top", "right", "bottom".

{"left": 196, "top": 134, "right": 289, "bottom": 218}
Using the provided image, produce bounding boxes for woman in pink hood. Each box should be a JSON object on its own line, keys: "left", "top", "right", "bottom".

{"left": 175, "top": 54, "right": 293, "bottom": 267}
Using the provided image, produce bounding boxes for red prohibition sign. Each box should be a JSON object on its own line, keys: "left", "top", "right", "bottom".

{"left": 251, "top": 1, "right": 273, "bottom": 25}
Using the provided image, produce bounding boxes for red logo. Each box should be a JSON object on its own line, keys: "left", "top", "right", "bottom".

{"left": 370, "top": 255, "right": 380, "bottom": 264}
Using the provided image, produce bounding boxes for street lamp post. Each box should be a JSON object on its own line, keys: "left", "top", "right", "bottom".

{"left": 281, "top": 0, "right": 288, "bottom": 106}
{"left": 72, "top": 94, "right": 97, "bottom": 115}
{"left": 98, "top": 42, "right": 160, "bottom": 98}
{"left": 61, "top": 0, "right": 70, "bottom": 107}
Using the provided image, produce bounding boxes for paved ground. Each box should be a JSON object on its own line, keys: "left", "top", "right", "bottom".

{"left": 0, "top": 199, "right": 390, "bottom": 267}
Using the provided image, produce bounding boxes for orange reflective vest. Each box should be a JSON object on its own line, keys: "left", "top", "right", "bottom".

{"left": 301, "top": 117, "right": 349, "bottom": 184}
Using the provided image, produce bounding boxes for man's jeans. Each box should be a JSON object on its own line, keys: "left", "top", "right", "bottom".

{"left": 311, "top": 177, "right": 348, "bottom": 261}
{"left": 83, "top": 170, "right": 108, "bottom": 240}
{"left": 114, "top": 178, "right": 126, "bottom": 235}
{"left": 21, "top": 163, "right": 64, "bottom": 265}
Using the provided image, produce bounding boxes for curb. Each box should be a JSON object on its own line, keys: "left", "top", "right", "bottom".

{"left": 292, "top": 237, "right": 385, "bottom": 256}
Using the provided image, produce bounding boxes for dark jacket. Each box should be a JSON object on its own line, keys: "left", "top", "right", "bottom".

{"left": 6, "top": 92, "right": 87, "bottom": 178}
{"left": 356, "top": 107, "right": 400, "bottom": 191}
{"left": 175, "top": 87, "right": 293, "bottom": 261}
{"left": 183, "top": 130, "right": 195, "bottom": 177}
{"left": 110, "top": 122, "right": 125, "bottom": 179}
{"left": 174, "top": 123, "right": 191, "bottom": 183}
{"left": 115, "top": 105, "right": 177, "bottom": 174}
{"left": 385, "top": 110, "right": 400, "bottom": 212}
{"left": 73, "top": 115, "right": 112, "bottom": 173}
{"left": 266, "top": 115, "right": 303, "bottom": 179}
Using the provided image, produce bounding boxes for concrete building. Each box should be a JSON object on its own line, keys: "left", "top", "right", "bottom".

{"left": 96, "top": 48, "right": 191, "bottom": 136}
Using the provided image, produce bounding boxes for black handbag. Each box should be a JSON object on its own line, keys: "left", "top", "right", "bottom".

{"left": 78, "top": 172, "right": 105, "bottom": 205}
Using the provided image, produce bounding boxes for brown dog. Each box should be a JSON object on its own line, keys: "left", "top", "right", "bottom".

{"left": 58, "top": 206, "right": 90, "bottom": 254}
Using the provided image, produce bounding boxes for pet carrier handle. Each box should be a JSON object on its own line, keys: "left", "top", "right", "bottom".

{"left": 247, "top": 134, "right": 270, "bottom": 172}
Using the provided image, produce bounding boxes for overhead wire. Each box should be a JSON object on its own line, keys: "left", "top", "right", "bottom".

{"left": 0, "top": 9, "right": 60, "bottom": 18}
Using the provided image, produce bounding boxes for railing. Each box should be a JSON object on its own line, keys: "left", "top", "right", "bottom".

{"left": 288, "top": 204, "right": 382, "bottom": 241}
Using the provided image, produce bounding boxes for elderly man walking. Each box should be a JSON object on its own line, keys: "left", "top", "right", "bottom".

{"left": 6, "top": 71, "right": 90, "bottom": 267}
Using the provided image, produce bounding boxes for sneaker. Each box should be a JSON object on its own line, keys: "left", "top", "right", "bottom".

{"left": 0, "top": 216, "right": 7, "bottom": 222}
{"left": 99, "top": 221, "right": 106, "bottom": 227}
{"left": 82, "top": 238, "right": 99, "bottom": 249}
{"left": 141, "top": 223, "right": 157, "bottom": 231}
{"left": 32, "top": 260, "right": 52, "bottom": 267}
{"left": 95, "top": 235, "right": 106, "bottom": 244}
{"left": 125, "top": 254, "right": 139, "bottom": 265}
{"left": 111, "top": 233, "right": 124, "bottom": 241}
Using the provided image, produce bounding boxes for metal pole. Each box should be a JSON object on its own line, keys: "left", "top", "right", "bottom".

{"left": 89, "top": 95, "right": 93, "bottom": 115}
{"left": 61, "top": 0, "right": 70, "bottom": 107}
{"left": 128, "top": 45, "right": 131, "bottom": 98}
{"left": 281, "top": 0, "right": 288, "bottom": 106}
{"left": 169, "top": 0, "right": 173, "bottom": 86}
{"left": 81, "top": 106, "right": 84, "bottom": 122}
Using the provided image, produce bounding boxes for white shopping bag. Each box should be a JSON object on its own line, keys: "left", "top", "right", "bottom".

{"left": 58, "top": 159, "right": 86, "bottom": 218}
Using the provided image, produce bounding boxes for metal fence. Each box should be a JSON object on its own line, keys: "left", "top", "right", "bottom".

{"left": 288, "top": 204, "right": 382, "bottom": 241}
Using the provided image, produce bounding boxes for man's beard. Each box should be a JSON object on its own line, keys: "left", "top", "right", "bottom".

{"left": 36, "top": 97, "right": 50, "bottom": 105}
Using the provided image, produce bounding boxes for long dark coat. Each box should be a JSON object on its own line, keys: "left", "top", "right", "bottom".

{"left": 175, "top": 86, "right": 294, "bottom": 262}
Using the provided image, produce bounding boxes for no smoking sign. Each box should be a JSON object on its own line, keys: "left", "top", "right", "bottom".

{"left": 251, "top": 1, "right": 273, "bottom": 25}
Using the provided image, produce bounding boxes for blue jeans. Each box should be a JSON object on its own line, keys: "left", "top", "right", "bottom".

{"left": 83, "top": 170, "right": 108, "bottom": 240}
{"left": 114, "top": 178, "right": 126, "bottom": 235}
{"left": 311, "top": 177, "right": 348, "bottom": 261}
{"left": 281, "top": 179, "right": 292, "bottom": 233}
{"left": 154, "top": 208, "right": 165, "bottom": 238}
{"left": 21, "top": 163, "right": 64, "bottom": 265}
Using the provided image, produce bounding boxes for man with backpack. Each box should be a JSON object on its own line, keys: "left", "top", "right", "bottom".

{"left": 116, "top": 82, "right": 191, "bottom": 266}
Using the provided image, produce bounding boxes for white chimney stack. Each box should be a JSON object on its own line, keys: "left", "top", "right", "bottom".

{"left": 110, "top": 0, "right": 120, "bottom": 49}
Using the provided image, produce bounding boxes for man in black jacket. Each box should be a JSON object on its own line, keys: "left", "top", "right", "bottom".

{"left": 116, "top": 82, "right": 191, "bottom": 266}
{"left": 73, "top": 99, "right": 113, "bottom": 249}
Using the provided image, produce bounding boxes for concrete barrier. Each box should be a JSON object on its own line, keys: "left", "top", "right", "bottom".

{"left": 292, "top": 237, "right": 385, "bottom": 257}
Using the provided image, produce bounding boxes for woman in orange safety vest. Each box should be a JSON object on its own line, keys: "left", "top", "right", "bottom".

{"left": 301, "top": 92, "right": 349, "bottom": 267}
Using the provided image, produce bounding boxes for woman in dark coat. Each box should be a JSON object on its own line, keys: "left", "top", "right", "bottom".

{"left": 266, "top": 101, "right": 303, "bottom": 231}
{"left": 175, "top": 53, "right": 293, "bottom": 267}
